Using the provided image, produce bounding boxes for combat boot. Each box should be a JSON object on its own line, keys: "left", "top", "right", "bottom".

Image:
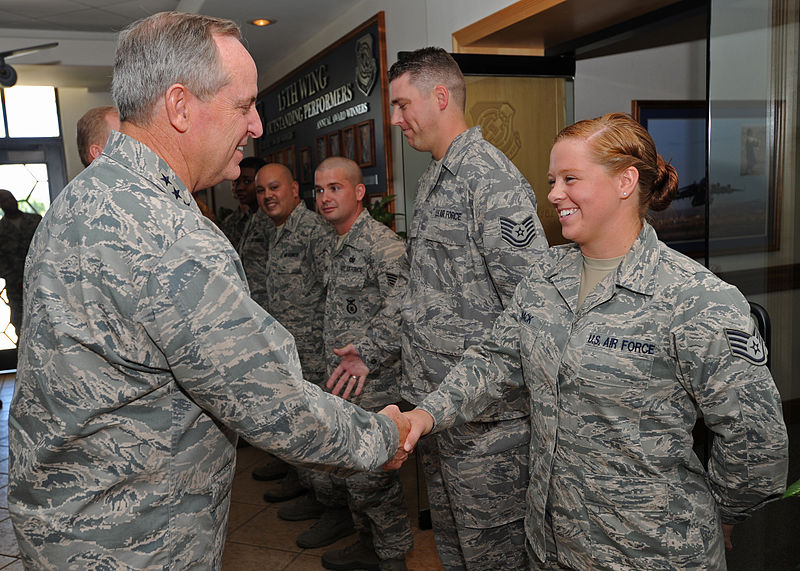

{"left": 277, "top": 493, "right": 325, "bottom": 521}
{"left": 251, "top": 456, "right": 289, "bottom": 481}
{"left": 296, "top": 507, "right": 355, "bottom": 549}
{"left": 262, "top": 469, "right": 305, "bottom": 503}
{"left": 321, "top": 534, "right": 379, "bottom": 570}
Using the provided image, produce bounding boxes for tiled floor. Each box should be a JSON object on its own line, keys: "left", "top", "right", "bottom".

{"left": 0, "top": 373, "right": 442, "bottom": 570}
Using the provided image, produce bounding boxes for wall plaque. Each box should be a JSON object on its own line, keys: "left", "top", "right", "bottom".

{"left": 256, "top": 12, "right": 392, "bottom": 203}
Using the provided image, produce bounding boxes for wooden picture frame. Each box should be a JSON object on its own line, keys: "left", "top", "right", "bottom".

{"left": 316, "top": 135, "right": 328, "bottom": 164}
{"left": 632, "top": 100, "right": 706, "bottom": 257}
{"left": 328, "top": 130, "right": 342, "bottom": 157}
{"left": 356, "top": 119, "right": 375, "bottom": 167}
{"left": 633, "top": 99, "right": 780, "bottom": 256}
{"left": 300, "top": 147, "right": 312, "bottom": 184}
{"left": 282, "top": 145, "right": 296, "bottom": 179}
{"left": 342, "top": 126, "right": 357, "bottom": 161}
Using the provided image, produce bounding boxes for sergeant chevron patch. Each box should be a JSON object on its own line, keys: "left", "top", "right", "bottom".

{"left": 500, "top": 215, "right": 537, "bottom": 247}
{"left": 725, "top": 328, "right": 767, "bottom": 365}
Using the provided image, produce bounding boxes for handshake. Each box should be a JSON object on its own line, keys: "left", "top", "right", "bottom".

{"left": 378, "top": 405, "right": 435, "bottom": 470}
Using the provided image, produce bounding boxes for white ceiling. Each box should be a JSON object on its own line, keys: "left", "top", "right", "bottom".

{"left": 0, "top": 0, "right": 364, "bottom": 90}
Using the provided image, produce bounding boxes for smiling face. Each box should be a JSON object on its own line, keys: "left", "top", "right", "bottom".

{"left": 232, "top": 166, "right": 258, "bottom": 210}
{"left": 188, "top": 34, "right": 262, "bottom": 190}
{"left": 547, "top": 137, "right": 641, "bottom": 258}
{"left": 315, "top": 163, "right": 365, "bottom": 235}
{"left": 256, "top": 163, "right": 300, "bottom": 226}
{"left": 390, "top": 73, "right": 441, "bottom": 155}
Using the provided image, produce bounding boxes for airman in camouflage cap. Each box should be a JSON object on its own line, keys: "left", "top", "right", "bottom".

{"left": 8, "top": 12, "right": 407, "bottom": 569}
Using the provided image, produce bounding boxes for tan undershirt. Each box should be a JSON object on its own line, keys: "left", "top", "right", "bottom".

{"left": 579, "top": 254, "right": 624, "bottom": 307}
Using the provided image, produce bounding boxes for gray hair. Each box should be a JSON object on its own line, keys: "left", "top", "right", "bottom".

{"left": 112, "top": 11, "right": 241, "bottom": 125}
{"left": 388, "top": 47, "right": 466, "bottom": 112}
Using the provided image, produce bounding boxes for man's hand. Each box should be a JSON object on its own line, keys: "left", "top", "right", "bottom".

{"left": 326, "top": 343, "right": 369, "bottom": 400}
{"left": 379, "top": 404, "right": 411, "bottom": 470}
{"left": 402, "top": 409, "right": 434, "bottom": 452}
{"left": 722, "top": 523, "right": 734, "bottom": 551}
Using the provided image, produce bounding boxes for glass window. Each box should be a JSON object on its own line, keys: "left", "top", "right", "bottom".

{"left": 3, "top": 86, "right": 60, "bottom": 138}
{"left": 0, "top": 164, "right": 51, "bottom": 214}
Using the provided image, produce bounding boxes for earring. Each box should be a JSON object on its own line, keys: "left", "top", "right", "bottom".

{"left": 622, "top": 192, "right": 628, "bottom": 197}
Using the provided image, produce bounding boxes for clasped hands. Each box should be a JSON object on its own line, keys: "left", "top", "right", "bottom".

{"left": 327, "top": 345, "right": 434, "bottom": 470}
{"left": 377, "top": 405, "right": 434, "bottom": 471}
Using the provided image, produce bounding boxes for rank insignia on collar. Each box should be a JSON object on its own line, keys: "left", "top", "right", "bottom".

{"left": 500, "top": 215, "right": 537, "bottom": 248}
{"left": 725, "top": 328, "right": 767, "bottom": 365}
{"left": 386, "top": 272, "right": 398, "bottom": 288}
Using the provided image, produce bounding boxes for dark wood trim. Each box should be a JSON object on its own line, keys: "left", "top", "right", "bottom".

{"left": 717, "top": 263, "right": 800, "bottom": 296}
{"left": 376, "top": 12, "right": 394, "bottom": 211}
{"left": 545, "top": 0, "right": 708, "bottom": 57}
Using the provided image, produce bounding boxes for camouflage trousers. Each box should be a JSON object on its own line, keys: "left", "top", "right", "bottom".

{"left": 417, "top": 416, "right": 530, "bottom": 570}
{"left": 305, "top": 465, "right": 413, "bottom": 559}
{"left": 301, "top": 467, "right": 348, "bottom": 508}
{"left": 526, "top": 514, "right": 572, "bottom": 570}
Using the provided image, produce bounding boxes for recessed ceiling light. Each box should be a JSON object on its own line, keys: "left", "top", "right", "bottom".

{"left": 249, "top": 19, "right": 275, "bottom": 27}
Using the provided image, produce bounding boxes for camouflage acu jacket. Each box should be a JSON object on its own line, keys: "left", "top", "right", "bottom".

{"left": 401, "top": 126, "right": 548, "bottom": 421}
{"left": 421, "top": 223, "right": 788, "bottom": 570}
{"left": 217, "top": 207, "right": 250, "bottom": 250}
{"left": 265, "top": 203, "right": 333, "bottom": 382}
{"left": 324, "top": 209, "right": 409, "bottom": 410}
{"left": 9, "top": 132, "right": 398, "bottom": 570}
{"left": 237, "top": 208, "right": 273, "bottom": 309}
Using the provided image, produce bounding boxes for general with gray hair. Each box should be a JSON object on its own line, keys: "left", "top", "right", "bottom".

{"left": 8, "top": 11, "right": 407, "bottom": 569}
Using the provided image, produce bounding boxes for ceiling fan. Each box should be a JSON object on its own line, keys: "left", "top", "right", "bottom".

{"left": 0, "top": 42, "right": 59, "bottom": 87}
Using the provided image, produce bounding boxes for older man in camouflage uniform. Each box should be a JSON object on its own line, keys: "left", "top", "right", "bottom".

{"left": 8, "top": 12, "right": 408, "bottom": 570}
{"left": 389, "top": 48, "right": 548, "bottom": 569}
{"left": 314, "top": 157, "right": 413, "bottom": 570}
{"left": 0, "top": 189, "right": 41, "bottom": 338}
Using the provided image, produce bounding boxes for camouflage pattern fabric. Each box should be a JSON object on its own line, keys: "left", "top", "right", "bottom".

{"left": 8, "top": 132, "right": 399, "bottom": 570}
{"left": 420, "top": 222, "right": 789, "bottom": 570}
{"left": 217, "top": 207, "right": 249, "bottom": 250}
{"left": 0, "top": 210, "right": 41, "bottom": 333}
{"left": 417, "top": 420, "right": 529, "bottom": 569}
{"left": 236, "top": 207, "right": 273, "bottom": 309}
{"left": 264, "top": 203, "right": 333, "bottom": 385}
{"left": 324, "top": 209, "right": 408, "bottom": 409}
{"left": 324, "top": 209, "right": 412, "bottom": 559}
{"left": 401, "top": 126, "right": 547, "bottom": 569}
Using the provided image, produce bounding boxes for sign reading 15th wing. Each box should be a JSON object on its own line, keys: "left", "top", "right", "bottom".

{"left": 256, "top": 12, "right": 392, "bottom": 200}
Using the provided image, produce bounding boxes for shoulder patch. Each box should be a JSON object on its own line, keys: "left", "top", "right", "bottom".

{"left": 500, "top": 215, "right": 537, "bottom": 248}
{"left": 725, "top": 328, "right": 767, "bottom": 366}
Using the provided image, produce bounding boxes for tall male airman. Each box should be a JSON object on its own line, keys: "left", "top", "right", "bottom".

{"left": 334, "top": 47, "right": 549, "bottom": 569}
